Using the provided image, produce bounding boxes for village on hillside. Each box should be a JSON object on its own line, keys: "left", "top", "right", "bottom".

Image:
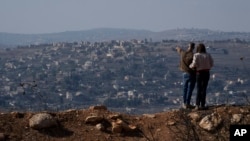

{"left": 0, "top": 39, "right": 249, "bottom": 114}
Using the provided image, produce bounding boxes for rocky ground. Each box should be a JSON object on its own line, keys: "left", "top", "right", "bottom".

{"left": 0, "top": 105, "right": 250, "bottom": 141}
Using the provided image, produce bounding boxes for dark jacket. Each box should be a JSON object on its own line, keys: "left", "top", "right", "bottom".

{"left": 178, "top": 50, "right": 195, "bottom": 74}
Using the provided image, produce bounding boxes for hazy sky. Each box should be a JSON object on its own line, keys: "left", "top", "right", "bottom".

{"left": 1, "top": 0, "right": 250, "bottom": 34}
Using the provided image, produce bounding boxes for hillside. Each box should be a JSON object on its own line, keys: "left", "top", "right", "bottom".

{"left": 0, "top": 39, "right": 249, "bottom": 114}
{"left": 1, "top": 28, "right": 250, "bottom": 46}
{"left": 0, "top": 105, "right": 249, "bottom": 141}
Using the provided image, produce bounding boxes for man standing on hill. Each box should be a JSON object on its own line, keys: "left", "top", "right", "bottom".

{"left": 176, "top": 42, "right": 196, "bottom": 109}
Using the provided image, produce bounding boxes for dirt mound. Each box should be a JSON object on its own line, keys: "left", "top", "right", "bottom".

{"left": 0, "top": 105, "right": 249, "bottom": 141}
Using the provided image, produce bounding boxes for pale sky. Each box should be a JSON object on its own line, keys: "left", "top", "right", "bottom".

{"left": 1, "top": 0, "right": 250, "bottom": 34}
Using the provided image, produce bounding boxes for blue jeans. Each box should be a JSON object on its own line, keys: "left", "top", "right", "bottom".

{"left": 183, "top": 72, "right": 196, "bottom": 105}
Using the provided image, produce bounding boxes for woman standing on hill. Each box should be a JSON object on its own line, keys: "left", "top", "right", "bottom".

{"left": 190, "top": 43, "right": 213, "bottom": 110}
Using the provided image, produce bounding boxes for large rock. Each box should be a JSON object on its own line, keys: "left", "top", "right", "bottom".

{"left": 29, "top": 113, "right": 57, "bottom": 129}
{"left": 85, "top": 116, "right": 103, "bottom": 125}
{"left": 188, "top": 112, "right": 200, "bottom": 122}
{"left": 111, "top": 119, "right": 137, "bottom": 133}
{"left": 199, "top": 113, "right": 222, "bottom": 131}
{"left": 111, "top": 121, "right": 123, "bottom": 133}
{"left": 96, "top": 123, "right": 105, "bottom": 131}
{"left": 231, "top": 114, "right": 242, "bottom": 123}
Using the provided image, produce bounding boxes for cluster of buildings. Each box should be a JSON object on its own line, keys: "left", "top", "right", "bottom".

{"left": 0, "top": 39, "right": 249, "bottom": 114}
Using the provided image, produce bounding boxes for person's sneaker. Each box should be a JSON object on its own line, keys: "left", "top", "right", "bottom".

{"left": 182, "top": 104, "right": 187, "bottom": 109}
{"left": 194, "top": 106, "right": 199, "bottom": 111}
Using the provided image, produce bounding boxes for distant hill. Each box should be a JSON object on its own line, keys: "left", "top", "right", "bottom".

{"left": 0, "top": 28, "right": 250, "bottom": 46}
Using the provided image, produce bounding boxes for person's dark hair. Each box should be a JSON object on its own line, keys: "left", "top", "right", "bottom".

{"left": 196, "top": 43, "right": 206, "bottom": 53}
{"left": 189, "top": 42, "right": 195, "bottom": 49}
